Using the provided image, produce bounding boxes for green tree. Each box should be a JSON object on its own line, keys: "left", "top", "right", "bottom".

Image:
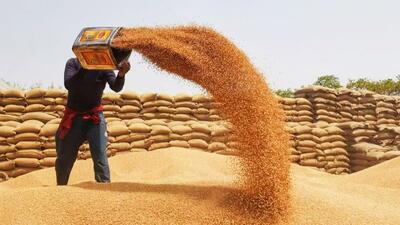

{"left": 314, "top": 75, "right": 342, "bottom": 89}
{"left": 347, "top": 76, "right": 400, "bottom": 95}
{"left": 274, "top": 88, "right": 294, "bottom": 98}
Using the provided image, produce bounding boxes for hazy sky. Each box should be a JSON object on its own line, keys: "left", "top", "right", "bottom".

{"left": 0, "top": 0, "right": 399, "bottom": 93}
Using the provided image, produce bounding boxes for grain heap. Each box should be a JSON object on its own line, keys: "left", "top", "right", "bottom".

{"left": 112, "top": 26, "right": 290, "bottom": 223}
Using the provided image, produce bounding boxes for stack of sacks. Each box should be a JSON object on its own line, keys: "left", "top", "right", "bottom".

{"left": 107, "top": 120, "right": 131, "bottom": 153}
{"left": 119, "top": 91, "right": 142, "bottom": 120}
{"left": 25, "top": 88, "right": 66, "bottom": 118}
{"left": 285, "top": 123, "right": 300, "bottom": 163}
{"left": 38, "top": 119, "right": 60, "bottom": 167}
{"left": 277, "top": 97, "right": 298, "bottom": 123}
{"left": 146, "top": 119, "right": 171, "bottom": 151}
{"left": 337, "top": 88, "right": 357, "bottom": 122}
{"left": 374, "top": 95, "right": 398, "bottom": 126}
{"left": 208, "top": 101, "right": 223, "bottom": 122}
{"left": 349, "top": 142, "right": 400, "bottom": 172}
{"left": 374, "top": 125, "right": 400, "bottom": 146}
{"left": 4, "top": 120, "right": 44, "bottom": 178}
{"left": 337, "top": 121, "right": 377, "bottom": 143}
{"left": 153, "top": 93, "right": 175, "bottom": 120}
{"left": 319, "top": 125, "right": 350, "bottom": 175}
{"left": 296, "top": 86, "right": 340, "bottom": 123}
{"left": 101, "top": 93, "right": 122, "bottom": 122}
{"left": 192, "top": 94, "right": 214, "bottom": 121}
{"left": 173, "top": 93, "right": 197, "bottom": 121}
{"left": 396, "top": 96, "right": 400, "bottom": 125}
{"left": 188, "top": 121, "right": 213, "bottom": 151}
{"left": 168, "top": 121, "right": 191, "bottom": 148}
{"left": 139, "top": 93, "right": 158, "bottom": 120}
{"left": 357, "top": 90, "right": 377, "bottom": 124}
{"left": 293, "top": 125, "right": 324, "bottom": 171}
{"left": 0, "top": 89, "right": 25, "bottom": 122}
{"left": 0, "top": 122, "right": 18, "bottom": 177}
{"left": 209, "top": 122, "right": 232, "bottom": 153}
{"left": 295, "top": 98, "right": 313, "bottom": 125}
{"left": 127, "top": 118, "right": 151, "bottom": 152}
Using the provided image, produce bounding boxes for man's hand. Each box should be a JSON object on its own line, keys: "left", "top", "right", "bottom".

{"left": 117, "top": 60, "right": 131, "bottom": 77}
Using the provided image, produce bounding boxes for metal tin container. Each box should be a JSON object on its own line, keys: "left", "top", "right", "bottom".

{"left": 72, "top": 27, "right": 131, "bottom": 70}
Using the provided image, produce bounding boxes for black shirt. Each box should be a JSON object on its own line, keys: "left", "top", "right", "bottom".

{"left": 64, "top": 58, "right": 125, "bottom": 112}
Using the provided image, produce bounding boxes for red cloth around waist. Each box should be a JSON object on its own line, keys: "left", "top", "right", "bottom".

{"left": 58, "top": 105, "right": 103, "bottom": 139}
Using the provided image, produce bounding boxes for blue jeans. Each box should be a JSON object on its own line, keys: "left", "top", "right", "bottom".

{"left": 55, "top": 112, "right": 110, "bottom": 185}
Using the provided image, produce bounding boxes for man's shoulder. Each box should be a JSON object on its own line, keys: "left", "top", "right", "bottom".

{"left": 66, "top": 57, "right": 79, "bottom": 66}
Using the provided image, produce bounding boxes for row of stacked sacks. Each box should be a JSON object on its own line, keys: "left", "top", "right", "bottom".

{"left": 0, "top": 118, "right": 61, "bottom": 179}
{"left": 286, "top": 122, "right": 350, "bottom": 175}
{"left": 104, "top": 118, "right": 238, "bottom": 155}
{"left": 0, "top": 88, "right": 66, "bottom": 122}
{"left": 277, "top": 97, "right": 313, "bottom": 125}
{"left": 349, "top": 142, "right": 400, "bottom": 172}
{"left": 337, "top": 89, "right": 377, "bottom": 124}
{"left": 374, "top": 94, "right": 399, "bottom": 126}
{"left": 102, "top": 92, "right": 222, "bottom": 122}
{"left": 295, "top": 86, "right": 341, "bottom": 123}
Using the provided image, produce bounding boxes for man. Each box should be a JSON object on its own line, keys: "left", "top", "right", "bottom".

{"left": 55, "top": 58, "right": 131, "bottom": 185}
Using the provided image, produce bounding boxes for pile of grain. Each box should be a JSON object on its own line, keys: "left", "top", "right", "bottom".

{"left": 112, "top": 26, "right": 290, "bottom": 223}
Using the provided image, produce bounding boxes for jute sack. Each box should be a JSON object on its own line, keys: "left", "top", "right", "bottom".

{"left": 4, "top": 105, "right": 25, "bottom": 112}
{"left": 108, "top": 123, "right": 130, "bottom": 136}
{"left": 128, "top": 123, "right": 151, "bottom": 133}
{"left": 157, "top": 106, "right": 176, "bottom": 114}
{"left": 13, "top": 150, "right": 45, "bottom": 159}
{"left": 43, "top": 141, "right": 56, "bottom": 149}
{"left": 2, "top": 89, "right": 24, "bottom": 98}
{"left": 296, "top": 98, "right": 312, "bottom": 106}
{"left": 169, "top": 140, "right": 190, "bottom": 148}
{"left": 175, "top": 101, "right": 197, "bottom": 109}
{"left": 320, "top": 135, "right": 346, "bottom": 142}
{"left": 297, "top": 140, "right": 317, "bottom": 148}
{"left": 190, "top": 123, "right": 211, "bottom": 134}
{"left": 0, "top": 126, "right": 16, "bottom": 137}
{"left": 351, "top": 142, "right": 389, "bottom": 153}
{"left": 156, "top": 93, "right": 174, "bottom": 102}
{"left": 39, "top": 124, "right": 59, "bottom": 137}
{"left": 26, "top": 88, "right": 47, "bottom": 99}
{"left": 120, "top": 91, "right": 140, "bottom": 100}
{"left": 172, "top": 114, "right": 192, "bottom": 121}
{"left": 129, "top": 133, "right": 150, "bottom": 141}
{"left": 103, "top": 105, "right": 121, "bottom": 112}
{"left": 174, "top": 93, "right": 192, "bottom": 102}
{"left": 295, "top": 147, "right": 316, "bottom": 154}
{"left": 324, "top": 148, "right": 348, "bottom": 156}
{"left": 149, "top": 134, "right": 171, "bottom": 143}
{"left": 289, "top": 155, "right": 300, "bottom": 162}
{"left": 108, "top": 142, "right": 131, "bottom": 152}
{"left": 24, "top": 104, "right": 46, "bottom": 112}
{"left": 145, "top": 119, "right": 167, "bottom": 126}
{"left": 0, "top": 160, "right": 15, "bottom": 171}
{"left": 16, "top": 141, "right": 42, "bottom": 150}
{"left": 119, "top": 113, "right": 140, "bottom": 120}
{"left": 208, "top": 142, "right": 227, "bottom": 152}
{"left": 120, "top": 105, "right": 141, "bottom": 113}
{"left": 350, "top": 159, "right": 370, "bottom": 167}
{"left": 2, "top": 121, "right": 20, "bottom": 128}
{"left": 175, "top": 107, "right": 192, "bottom": 114}
{"left": 150, "top": 125, "right": 171, "bottom": 135}
{"left": 5, "top": 167, "right": 38, "bottom": 178}
{"left": 0, "top": 145, "right": 16, "bottom": 154}
{"left": 381, "top": 151, "right": 400, "bottom": 160}
{"left": 193, "top": 108, "right": 209, "bottom": 114}
{"left": 211, "top": 125, "right": 230, "bottom": 136}
{"left": 45, "top": 89, "right": 66, "bottom": 98}
{"left": 184, "top": 132, "right": 211, "bottom": 142}
{"left": 192, "top": 95, "right": 211, "bottom": 103}
{"left": 169, "top": 133, "right": 187, "bottom": 141}
{"left": 0, "top": 98, "right": 25, "bottom": 106}
{"left": 148, "top": 142, "right": 170, "bottom": 151}
{"left": 295, "top": 105, "right": 312, "bottom": 111}
{"left": 140, "top": 93, "right": 157, "bottom": 102}
{"left": 155, "top": 113, "right": 172, "bottom": 120}
{"left": 102, "top": 93, "right": 122, "bottom": 104}
{"left": 126, "top": 118, "right": 145, "bottom": 126}
{"left": 39, "top": 157, "right": 56, "bottom": 167}
{"left": 131, "top": 140, "right": 147, "bottom": 149}
{"left": 153, "top": 100, "right": 174, "bottom": 107}
{"left": 194, "top": 114, "right": 211, "bottom": 121}
{"left": 43, "top": 149, "right": 57, "bottom": 157}
{"left": 170, "top": 125, "right": 192, "bottom": 135}
{"left": 14, "top": 158, "right": 40, "bottom": 168}
{"left": 119, "top": 99, "right": 142, "bottom": 108}
{"left": 15, "top": 133, "right": 40, "bottom": 142}
{"left": 325, "top": 161, "right": 349, "bottom": 169}
{"left": 311, "top": 128, "right": 328, "bottom": 137}
{"left": 294, "top": 125, "right": 312, "bottom": 135}
{"left": 21, "top": 112, "right": 56, "bottom": 123}
{"left": 55, "top": 97, "right": 67, "bottom": 105}
{"left": 335, "top": 155, "right": 350, "bottom": 163}
{"left": 188, "top": 139, "right": 208, "bottom": 149}
{"left": 299, "top": 159, "right": 319, "bottom": 167}
{"left": 300, "top": 152, "right": 317, "bottom": 160}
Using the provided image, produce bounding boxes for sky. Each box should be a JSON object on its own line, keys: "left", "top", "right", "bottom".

{"left": 0, "top": 0, "right": 399, "bottom": 94}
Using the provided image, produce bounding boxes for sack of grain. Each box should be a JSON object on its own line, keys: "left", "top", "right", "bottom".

{"left": 169, "top": 140, "right": 190, "bottom": 148}
{"left": 3, "top": 105, "right": 25, "bottom": 113}
{"left": 25, "top": 88, "right": 46, "bottom": 99}
{"left": 129, "top": 123, "right": 151, "bottom": 133}
{"left": 190, "top": 123, "right": 211, "bottom": 134}
{"left": 140, "top": 93, "right": 157, "bottom": 103}
{"left": 120, "top": 105, "right": 141, "bottom": 113}
{"left": 130, "top": 140, "right": 148, "bottom": 149}
{"left": 148, "top": 142, "right": 170, "bottom": 151}
{"left": 324, "top": 148, "right": 348, "bottom": 156}
{"left": 119, "top": 113, "right": 140, "bottom": 120}
{"left": 0, "top": 160, "right": 15, "bottom": 171}
{"left": 156, "top": 93, "right": 174, "bottom": 102}
{"left": 184, "top": 132, "right": 211, "bottom": 142}
{"left": 15, "top": 121, "right": 44, "bottom": 134}
{"left": 129, "top": 133, "right": 150, "bottom": 142}
{"left": 208, "top": 142, "right": 227, "bottom": 152}
{"left": 24, "top": 104, "right": 46, "bottom": 112}
{"left": 157, "top": 106, "right": 176, "bottom": 114}
{"left": 193, "top": 108, "right": 209, "bottom": 115}
{"left": 150, "top": 125, "right": 171, "bottom": 135}
{"left": 103, "top": 105, "right": 121, "bottom": 112}
{"left": 5, "top": 167, "right": 38, "bottom": 178}
{"left": 297, "top": 140, "right": 317, "bottom": 148}
{"left": 43, "top": 149, "right": 57, "bottom": 157}
{"left": 300, "top": 152, "right": 317, "bottom": 160}
{"left": 39, "top": 123, "right": 59, "bottom": 137}
{"left": 175, "top": 101, "right": 197, "bottom": 109}
{"left": 119, "top": 99, "right": 142, "bottom": 108}
{"left": 0, "top": 145, "right": 16, "bottom": 154}
{"left": 120, "top": 91, "right": 140, "bottom": 100}
{"left": 16, "top": 141, "right": 42, "bottom": 150}
{"left": 149, "top": 134, "right": 171, "bottom": 143}
{"left": 102, "top": 93, "right": 122, "bottom": 104}
{"left": 2, "top": 89, "right": 24, "bottom": 98}
{"left": 169, "top": 133, "right": 186, "bottom": 141}
{"left": 14, "top": 158, "right": 40, "bottom": 168}
{"left": 170, "top": 125, "right": 192, "bottom": 135}
{"left": 21, "top": 112, "right": 56, "bottom": 123}
{"left": 174, "top": 93, "right": 192, "bottom": 102}
{"left": 13, "top": 150, "right": 45, "bottom": 159}
{"left": 15, "top": 133, "right": 40, "bottom": 142}
{"left": 0, "top": 126, "right": 16, "bottom": 137}
{"left": 145, "top": 119, "right": 167, "bottom": 126}
{"left": 108, "top": 142, "right": 131, "bottom": 152}
{"left": 107, "top": 123, "right": 130, "bottom": 136}
{"left": 381, "top": 151, "right": 400, "bottom": 160}
{"left": 39, "top": 157, "right": 56, "bottom": 167}
{"left": 188, "top": 139, "right": 208, "bottom": 149}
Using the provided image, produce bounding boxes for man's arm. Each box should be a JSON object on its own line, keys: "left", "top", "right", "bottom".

{"left": 64, "top": 58, "right": 84, "bottom": 90}
{"left": 105, "top": 61, "right": 130, "bottom": 92}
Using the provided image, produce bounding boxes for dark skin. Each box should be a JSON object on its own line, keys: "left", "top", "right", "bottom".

{"left": 117, "top": 60, "right": 131, "bottom": 77}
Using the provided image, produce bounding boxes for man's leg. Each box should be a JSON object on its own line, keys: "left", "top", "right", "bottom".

{"left": 87, "top": 112, "right": 110, "bottom": 183}
{"left": 55, "top": 117, "right": 86, "bottom": 185}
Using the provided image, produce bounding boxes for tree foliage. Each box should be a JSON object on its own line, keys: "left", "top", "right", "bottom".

{"left": 346, "top": 76, "right": 400, "bottom": 95}
{"left": 274, "top": 88, "right": 294, "bottom": 98}
{"left": 313, "top": 75, "right": 342, "bottom": 89}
